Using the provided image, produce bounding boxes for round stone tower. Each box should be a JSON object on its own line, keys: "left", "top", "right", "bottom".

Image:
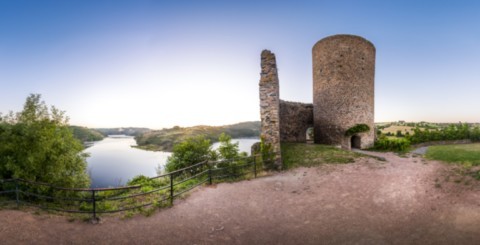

{"left": 312, "top": 35, "right": 375, "bottom": 149}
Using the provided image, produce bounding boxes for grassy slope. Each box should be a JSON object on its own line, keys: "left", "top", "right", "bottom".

{"left": 426, "top": 143, "right": 480, "bottom": 166}
{"left": 135, "top": 121, "right": 260, "bottom": 152}
{"left": 281, "top": 143, "right": 363, "bottom": 169}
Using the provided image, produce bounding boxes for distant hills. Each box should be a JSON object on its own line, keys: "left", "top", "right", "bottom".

{"left": 134, "top": 121, "right": 261, "bottom": 152}
{"left": 69, "top": 122, "right": 260, "bottom": 152}
{"left": 94, "top": 127, "right": 151, "bottom": 137}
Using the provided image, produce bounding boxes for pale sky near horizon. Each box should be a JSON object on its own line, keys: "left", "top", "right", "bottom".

{"left": 1, "top": 0, "right": 480, "bottom": 129}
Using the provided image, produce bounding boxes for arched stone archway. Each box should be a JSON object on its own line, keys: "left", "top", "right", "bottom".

{"left": 306, "top": 127, "right": 314, "bottom": 143}
{"left": 351, "top": 135, "right": 361, "bottom": 149}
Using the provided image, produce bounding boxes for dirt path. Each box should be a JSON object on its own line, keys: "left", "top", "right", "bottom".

{"left": 1, "top": 153, "right": 479, "bottom": 244}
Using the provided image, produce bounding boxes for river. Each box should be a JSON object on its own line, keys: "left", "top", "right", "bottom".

{"left": 84, "top": 136, "right": 259, "bottom": 188}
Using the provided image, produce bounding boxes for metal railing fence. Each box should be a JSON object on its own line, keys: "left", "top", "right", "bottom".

{"left": 0, "top": 154, "right": 270, "bottom": 220}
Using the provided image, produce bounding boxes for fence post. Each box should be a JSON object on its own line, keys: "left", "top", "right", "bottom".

{"left": 208, "top": 164, "right": 212, "bottom": 185}
{"left": 253, "top": 155, "right": 257, "bottom": 178}
{"left": 169, "top": 172, "right": 174, "bottom": 204}
{"left": 91, "top": 190, "right": 96, "bottom": 220}
{"left": 15, "top": 179, "right": 19, "bottom": 208}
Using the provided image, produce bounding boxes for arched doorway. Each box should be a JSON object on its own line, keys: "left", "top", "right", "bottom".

{"left": 351, "top": 135, "right": 361, "bottom": 149}
{"left": 306, "top": 127, "right": 314, "bottom": 143}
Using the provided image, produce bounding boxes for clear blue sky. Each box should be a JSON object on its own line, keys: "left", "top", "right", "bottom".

{"left": 1, "top": 0, "right": 479, "bottom": 128}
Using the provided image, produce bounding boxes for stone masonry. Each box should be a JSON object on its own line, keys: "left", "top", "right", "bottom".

{"left": 258, "top": 34, "right": 376, "bottom": 156}
{"left": 312, "top": 35, "right": 375, "bottom": 149}
{"left": 259, "top": 50, "right": 282, "bottom": 169}
{"left": 279, "top": 100, "right": 313, "bottom": 142}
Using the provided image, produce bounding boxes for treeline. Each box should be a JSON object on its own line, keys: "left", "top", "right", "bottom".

{"left": 95, "top": 127, "right": 151, "bottom": 137}
{"left": 69, "top": 127, "right": 152, "bottom": 144}
{"left": 69, "top": 126, "right": 104, "bottom": 142}
{"left": 135, "top": 121, "right": 260, "bottom": 152}
{"left": 407, "top": 123, "right": 480, "bottom": 144}
{"left": 375, "top": 123, "right": 480, "bottom": 151}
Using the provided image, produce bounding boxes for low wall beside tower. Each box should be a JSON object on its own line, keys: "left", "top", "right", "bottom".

{"left": 279, "top": 100, "right": 314, "bottom": 142}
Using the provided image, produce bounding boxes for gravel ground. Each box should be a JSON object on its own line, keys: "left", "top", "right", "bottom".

{"left": 411, "top": 146, "right": 429, "bottom": 155}
{"left": 1, "top": 152, "right": 479, "bottom": 245}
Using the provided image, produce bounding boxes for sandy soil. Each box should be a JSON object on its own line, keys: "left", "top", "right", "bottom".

{"left": 1, "top": 152, "right": 479, "bottom": 244}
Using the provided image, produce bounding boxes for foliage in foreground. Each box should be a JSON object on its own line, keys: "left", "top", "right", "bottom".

{"left": 281, "top": 143, "right": 361, "bottom": 169}
{"left": 164, "top": 133, "right": 249, "bottom": 174}
{"left": 0, "top": 94, "right": 90, "bottom": 189}
{"left": 164, "top": 135, "right": 216, "bottom": 174}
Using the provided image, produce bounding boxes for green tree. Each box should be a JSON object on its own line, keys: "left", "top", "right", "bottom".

{"left": 165, "top": 135, "right": 216, "bottom": 174}
{"left": 0, "top": 94, "right": 90, "bottom": 189}
{"left": 396, "top": 130, "right": 403, "bottom": 137}
{"left": 217, "top": 133, "right": 240, "bottom": 160}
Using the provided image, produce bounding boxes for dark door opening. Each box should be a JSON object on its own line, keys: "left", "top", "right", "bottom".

{"left": 351, "top": 135, "right": 361, "bottom": 149}
{"left": 306, "top": 127, "right": 314, "bottom": 143}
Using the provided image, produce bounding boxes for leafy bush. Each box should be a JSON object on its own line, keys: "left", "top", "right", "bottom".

{"left": 345, "top": 124, "right": 370, "bottom": 136}
{"left": 0, "top": 94, "right": 90, "bottom": 190}
{"left": 215, "top": 133, "right": 248, "bottom": 178}
{"left": 374, "top": 136, "right": 411, "bottom": 151}
{"left": 396, "top": 130, "right": 404, "bottom": 137}
{"left": 127, "top": 175, "right": 167, "bottom": 188}
{"left": 217, "top": 133, "right": 241, "bottom": 160}
{"left": 165, "top": 135, "right": 217, "bottom": 174}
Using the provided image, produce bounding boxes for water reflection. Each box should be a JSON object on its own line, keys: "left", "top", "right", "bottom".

{"left": 84, "top": 136, "right": 171, "bottom": 188}
{"left": 85, "top": 136, "right": 259, "bottom": 188}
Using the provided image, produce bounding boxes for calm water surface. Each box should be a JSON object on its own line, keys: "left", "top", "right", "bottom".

{"left": 85, "top": 136, "right": 259, "bottom": 188}
{"left": 211, "top": 138, "right": 260, "bottom": 154}
{"left": 84, "top": 136, "right": 171, "bottom": 188}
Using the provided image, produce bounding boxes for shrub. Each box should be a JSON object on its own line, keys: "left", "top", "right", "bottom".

{"left": 217, "top": 133, "right": 241, "bottom": 161}
{"left": 0, "top": 94, "right": 90, "bottom": 190}
{"left": 374, "top": 136, "right": 411, "bottom": 151}
{"left": 396, "top": 130, "right": 403, "bottom": 137}
{"left": 165, "top": 135, "right": 216, "bottom": 174}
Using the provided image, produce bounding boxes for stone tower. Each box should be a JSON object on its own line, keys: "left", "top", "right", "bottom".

{"left": 312, "top": 35, "right": 375, "bottom": 149}
{"left": 259, "top": 50, "right": 282, "bottom": 168}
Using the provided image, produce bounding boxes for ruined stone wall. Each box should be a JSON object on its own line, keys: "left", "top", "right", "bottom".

{"left": 259, "top": 50, "right": 282, "bottom": 168}
{"left": 279, "top": 100, "right": 314, "bottom": 142}
{"left": 312, "top": 35, "right": 375, "bottom": 149}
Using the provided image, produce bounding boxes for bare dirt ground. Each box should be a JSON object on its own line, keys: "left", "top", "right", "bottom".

{"left": 1, "top": 152, "right": 480, "bottom": 245}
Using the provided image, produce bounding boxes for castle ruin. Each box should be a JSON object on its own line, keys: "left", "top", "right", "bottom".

{"left": 259, "top": 34, "right": 375, "bottom": 166}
